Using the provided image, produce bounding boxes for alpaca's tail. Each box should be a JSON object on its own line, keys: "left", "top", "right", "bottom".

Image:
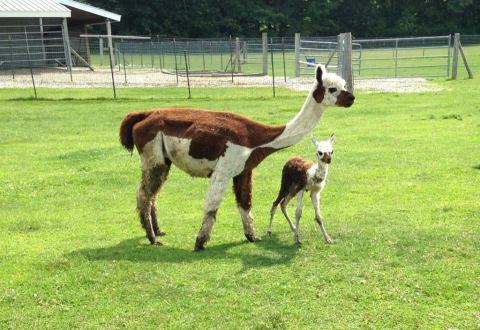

{"left": 119, "top": 111, "right": 152, "bottom": 152}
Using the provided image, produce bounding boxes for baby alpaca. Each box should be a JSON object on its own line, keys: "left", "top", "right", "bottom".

{"left": 267, "top": 134, "right": 335, "bottom": 245}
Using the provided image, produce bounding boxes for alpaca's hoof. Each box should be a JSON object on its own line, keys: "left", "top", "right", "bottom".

{"left": 295, "top": 240, "right": 302, "bottom": 247}
{"left": 245, "top": 234, "right": 260, "bottom": 242}
{"left": 194, "top": 236, "right": 207, "bottom": 251}
{"left": 151, "top": 240, "right": 163, "bottom": 246}
{"left": 325, "top": 237, "right": 334, "bottom": 244}
{"left": 267, "top": 230, "right": 272, "bottom": 237}
{"left": 157, "top": 231, "right": 166, "bottom": 237}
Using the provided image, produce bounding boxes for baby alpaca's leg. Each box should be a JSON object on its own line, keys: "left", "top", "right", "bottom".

{"left": 294, "top": 190, "right": 304, "bottom": 245}
{"left": 311, "top": 191, "right": 333, "bottom": 244}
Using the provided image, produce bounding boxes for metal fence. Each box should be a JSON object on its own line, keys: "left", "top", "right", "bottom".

{"left": 351, "top": 35, "right": 452, "bottom": 79}
{"left": 0, "top": 24, "right": 67, "bottom": 69}
{"left": 0, "top": 29, "right": 476, "bottom": 99}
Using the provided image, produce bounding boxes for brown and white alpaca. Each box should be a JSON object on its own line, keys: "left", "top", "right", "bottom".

{"left": 119, "top": 65, "right": 354, "bottom": 251}
{"left": 268, "top": 134, "right": 336, "bottom": 245}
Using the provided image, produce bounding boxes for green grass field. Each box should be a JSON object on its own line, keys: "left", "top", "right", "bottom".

{"left": 1, "top": 80, "right": 479, "bottom": 328}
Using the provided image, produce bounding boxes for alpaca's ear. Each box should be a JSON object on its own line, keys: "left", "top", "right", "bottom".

{"left": 329, "top": 133, "right": 336, "bottom": 143}
{"left": 311, "top": 136, "right": 318, "bottom": 147}
{"left": 316, "top": 65, "right": 325, "bottom": 85}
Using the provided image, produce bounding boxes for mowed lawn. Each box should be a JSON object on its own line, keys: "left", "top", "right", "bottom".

{"left": 0, "top": 81, "right": 479, "bottom": 329}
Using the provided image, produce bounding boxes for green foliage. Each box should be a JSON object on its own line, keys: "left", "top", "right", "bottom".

{"left": 0, "top": 80, "right": 479, "bottom": 328}
{"left": 83, "top": 0, "right": 480, "bottom": 37}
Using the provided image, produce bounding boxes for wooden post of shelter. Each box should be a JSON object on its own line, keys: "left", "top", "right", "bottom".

{"left": 84, "top": 25, "right": 91, "bottom": 64}
{"left": 106, "top": 19, "right": 115, "bottom": 66}
{"left": 61, "top": 18, "right": 73, "bottom": 81}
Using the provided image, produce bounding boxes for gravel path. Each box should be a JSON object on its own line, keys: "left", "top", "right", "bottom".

{"left": 0, "top": 68, "right": 442, "bottom": 93}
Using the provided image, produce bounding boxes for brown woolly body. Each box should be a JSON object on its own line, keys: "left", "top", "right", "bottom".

{"left": 120, "top": 108, "right": 286, "bottom": 158}
{"left": 272, "top": 157, "right": 314, "bottom": 206}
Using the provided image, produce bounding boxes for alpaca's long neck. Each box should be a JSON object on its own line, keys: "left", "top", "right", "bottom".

{"left": 267, "top": 88, "right": 326, "bottom": 149}
{"left": 315, "top": 162, "right": 329, "bottom": 178}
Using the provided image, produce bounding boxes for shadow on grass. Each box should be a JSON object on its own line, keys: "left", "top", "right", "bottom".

{"left": 473, "top": 164, "right": 480, "bottom": 170}
{"left": 69, "top": 235, "right": 298, "bottom": 272}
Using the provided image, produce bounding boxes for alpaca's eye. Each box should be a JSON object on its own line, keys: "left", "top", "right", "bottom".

{"left": 328, "top": 88, "right": 337, "bottom": 93}
{"left": 318, "top": 151, "right": 323, "bottom": 156}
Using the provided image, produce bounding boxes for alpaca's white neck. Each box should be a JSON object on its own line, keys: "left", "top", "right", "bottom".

{"left": 267, "top": 87, "right": 326, "bottom": 149}
{"left": 315, "top": 162, "right": 329, "bottom": 177}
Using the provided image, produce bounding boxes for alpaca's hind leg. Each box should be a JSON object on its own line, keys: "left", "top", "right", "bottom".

{"left": 137, "top": 164, "right": 169, "bottom": 245}
{"left": 267, "top": 201, "right": 279, "bottom": 237}
{"left": 150, "top": 164, "right": 170, "bottom": 236}
{"left": 294, "top": 191, "right": 304, "bottom": 245}
{"left": 194, "top": 173, "right": 230, "bottom": 251}
{"left": 280, "top": 194, "right": 297, "bottom": 234}
{"left": 233, "top": 170, "right": 259, "bottom": 243}
{"left": 311, "top": 191, "right": 333, "bottom": 244}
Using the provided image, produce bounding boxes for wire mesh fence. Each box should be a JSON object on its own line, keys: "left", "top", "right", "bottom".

{"left": 0, "top": 28, "right": 477, "bottom": 99}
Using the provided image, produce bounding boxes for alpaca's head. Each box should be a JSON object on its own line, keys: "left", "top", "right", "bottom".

{"left": 312, "top": 65, "right": 355, "bottom": 108}
{"left": 311, "top": 134, "right": 335, "bottom": 164}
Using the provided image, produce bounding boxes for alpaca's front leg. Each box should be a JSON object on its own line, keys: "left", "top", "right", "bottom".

{"left": 311, "top": 191, "right": 333, "bottom": 244}
{"left": 194, "top": 173, "right": 229, "bottom": 251}
{"left": 233, "top": 170, "right": 260, "bottom": 242}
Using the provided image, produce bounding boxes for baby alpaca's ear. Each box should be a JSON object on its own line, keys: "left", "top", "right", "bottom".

{"left": 316, "top": 64, "right": 326, "bottom": 85}
{"left": 329, "top": 133, "right": 336, "bottom": 144}
{"left": 310, "top": 136, "right": 318, "bottom": 147}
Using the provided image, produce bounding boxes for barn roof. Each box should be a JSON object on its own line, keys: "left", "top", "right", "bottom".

{"left": 0, "top": 0, "right": 70, "bottom": 18}
{"left": 57, "top": 0, "right": 121, "bottom": 23}
{"left": 0, "top": 0, "right": 121, "bottom": 22}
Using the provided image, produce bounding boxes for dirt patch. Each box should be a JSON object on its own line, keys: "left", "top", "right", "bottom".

{"left": 0, "top": 68, "right": 442, "bottom": 93}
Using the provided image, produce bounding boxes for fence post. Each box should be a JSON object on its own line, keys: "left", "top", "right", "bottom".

{"left": 336, "top": 34, "right": 343, "bottom": 77}
{"left": 229, "top": 35, "right": 234, "bottom": 82}
{"left": 338, "top": 32, "right": 353, "bottom": 92}
{"left": 24, "top": 27, "right": 37, "bottom": 99}
{"left": 235, "top": 37, "right": 241, "bottom": 73}
{"left": 184, "top": 50, "right": 191, "bottom": 99}
{"left": 121, "top": 40, "right": 127, "bottom": 84}
{"left": 395, "top": 38, "right": 399, "bottom": 78}
{"left": 150, "top": 40, "right": 154, "bottom": 68}
{"left": 282, "top": 37, "right": 286, "bottom": 82}
{"left": 201, "top": 40, "right": 206, "bottom": 71}
{"left": 99, "top": 38, "right": 104, "bottom": 66}
{"left": 173, "top": 39, "right": 179, "bottom": 84}
{"left": 452, "top": 33, "right": 460, "bottom": 80}
{"left": 107, "top": 37, "right": 117, "bottom": 99}
{"left": 294, "top": 33, "right": 300, "bottom": 77}
{"left": 8, "top": 35, "right": 15, "bottom": 80}
{"left": 270, "top": 38, "right": 275, "bottom": 97}
{"left": 262, "top": 32, "right": 268, "bottom": 75}
{"left": 61, "top": 18, "right": 73, "bottom": 82}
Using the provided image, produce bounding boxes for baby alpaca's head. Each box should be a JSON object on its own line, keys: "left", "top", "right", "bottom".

{"left": 311, "top": 134, "right": 335, "bottom": 164}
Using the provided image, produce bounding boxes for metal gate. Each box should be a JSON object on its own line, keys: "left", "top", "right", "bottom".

{"left": 0, "top": 24, "right": 67, "bottom": 69}
{"left": 352, "top": 35, "right": 451, "bottom": 78}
